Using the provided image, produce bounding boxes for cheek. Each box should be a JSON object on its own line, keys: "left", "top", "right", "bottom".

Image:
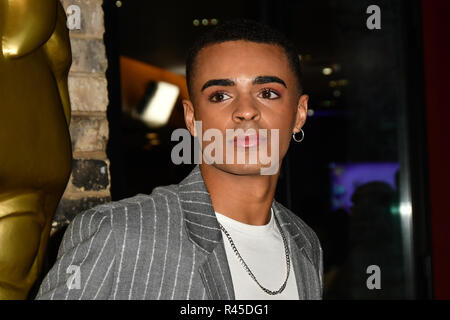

{"left": 269, "top": 98, "right": 297, "bottom": 121}
{"left": 266, "top": 109, "right": 296, "bottom": 157}
{"left": 195, "top": 104, "right": 226, "bottom": 127}
{"left": 267, "top": 107, "right": 297, "bottom": 133}
{"left": 196, "top": 116, "right": 227, "bottom": 134}
{"left": 279, "top": 130, "right": 293, "bottom": 157}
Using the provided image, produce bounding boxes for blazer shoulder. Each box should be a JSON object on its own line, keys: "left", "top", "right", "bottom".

{"left": 64, "top": 202, "right": 115, "bottom": 247}
{"left": 104, "top": 185, "right": 179, "bottom": 214}
{"left": 68, "top": 194, "right": 158, "bottom": 237}
{"left": 150, "top": 183, "right": 179, "bottom": 198}
{"left": 86, "top": 183, "right": 180, "bottom": 214}
{"left": 94, "top": 185, "right": 182, "bottom": 230}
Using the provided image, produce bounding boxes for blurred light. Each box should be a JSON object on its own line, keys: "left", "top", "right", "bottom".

{"left": 330, "top": 162, "right": 400, "bottom": 212}
{"left": 146, "top": 133, "right": 158, "bottom": 140}
{"left": 329, "top": 79, "right": 349, "bottom": 88}
{"left": 320, "top": 100, "right": 335, "bottom": 107}
{"left": 211, "top": 18, "right": 218, "bottom": 25}
{"left": 307, "top": 109, "right": 315, "bottom": 116}
{"left": 333, "top": 90, "right": 341, "bottom": 97}
{"left": 139, "top": 81, "right": 180, "bottom": 128}
{"left": 202, "top": 19, "right": 208, "bottom": 26}
{"left": 193, "top": 19, "right": 200, "bottom": 26}
{"left": 115, "top": 1, "right": 122, "bottom": 7}
{"left": 322, "top": 67, "right": 333, "bottom": 76}
{"left": 399, "top": 202, "right": 412, "bottom": 217}
{"left": 390, "top": 205, "right": 400, "bottom": 215}
{"left": 298, "top": 54, "right": 302, "bottom": 61}
{"left": 150, "top": 139, "right": 161, "bottom": 146}
{"left": 168, "top": 64, "right": 186, "bottom": 76}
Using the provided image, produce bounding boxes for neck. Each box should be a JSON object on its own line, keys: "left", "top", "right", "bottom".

{"left": 200, "top": 164, "right": 280, "bottom": 225}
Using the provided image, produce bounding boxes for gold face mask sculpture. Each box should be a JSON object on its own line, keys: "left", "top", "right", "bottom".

{"left": 0, "top": 0, "right": 72, "bottom": 299}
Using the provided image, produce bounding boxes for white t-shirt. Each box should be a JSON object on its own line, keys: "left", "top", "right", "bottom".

{"left": 215, "top": 209, "right": 299, "bottom": 300}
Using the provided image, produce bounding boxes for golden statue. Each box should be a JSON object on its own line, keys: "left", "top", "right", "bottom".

{"left": 0, "top": 0, "right": 72, "bottom": 299}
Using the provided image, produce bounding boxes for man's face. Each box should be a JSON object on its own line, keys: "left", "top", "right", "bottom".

{"left": 183, "top": 40, "right": 308, "bottom": 176}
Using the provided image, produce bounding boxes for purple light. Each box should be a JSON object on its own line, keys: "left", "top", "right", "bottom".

{"left": 330, "top": 162, "right": 400, "bottom": 212}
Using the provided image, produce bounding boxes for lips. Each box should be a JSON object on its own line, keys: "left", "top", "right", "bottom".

{"left": 234, "top": 134, "right": 259, "bottom": 148}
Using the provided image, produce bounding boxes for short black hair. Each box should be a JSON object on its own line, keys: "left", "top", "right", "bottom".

{"left": 186, "top": 19, "right": 303, "bottom": 98}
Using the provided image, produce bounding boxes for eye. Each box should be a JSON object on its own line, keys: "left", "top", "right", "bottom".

{"left": 259, "top": 88, "right": 280, "bottom": 99}
{"left": 208, "top": 92, "right": 231, "bottom": 103}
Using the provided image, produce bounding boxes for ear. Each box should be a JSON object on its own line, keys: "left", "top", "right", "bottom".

{"left": 182, "top": 99, "right": 197, "bottom": 137}
{"left": 293, "top": 94, "right": 309, "bottom": 133}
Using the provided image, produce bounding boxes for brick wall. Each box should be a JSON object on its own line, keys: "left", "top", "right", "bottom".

{"left": 52, "top": 0, "right": 111, "bottom": 231}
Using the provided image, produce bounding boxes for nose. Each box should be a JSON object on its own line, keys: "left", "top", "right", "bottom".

{"left": 232, "top": 96, "right": 261, "bottom": 123}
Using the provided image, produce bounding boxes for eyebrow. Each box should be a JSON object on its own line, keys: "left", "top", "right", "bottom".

{"left": 201, "top": 79, "right": 235, "bottom": 91}
{"left": 200, "top": 75, "right": 287, "bottom": 92}
{"left": 253, "top": 76, "right": 287, "bottom": 88}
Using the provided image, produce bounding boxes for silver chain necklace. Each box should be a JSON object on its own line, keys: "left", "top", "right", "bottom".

{"left": 218, "top": 214, "right": 291, "bottom": 295}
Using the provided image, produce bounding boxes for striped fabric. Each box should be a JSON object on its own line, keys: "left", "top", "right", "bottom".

{"left": 36, "top": 165, "right": 323, "bottom": 300}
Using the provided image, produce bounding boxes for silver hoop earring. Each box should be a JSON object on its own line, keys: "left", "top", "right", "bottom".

{"left": 292, "top": 129, "right": 305, "bottom": 143}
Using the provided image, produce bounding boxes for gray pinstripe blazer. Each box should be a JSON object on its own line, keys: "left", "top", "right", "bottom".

{"left": 36, "top": 165, "right": 323, "bottom": 300}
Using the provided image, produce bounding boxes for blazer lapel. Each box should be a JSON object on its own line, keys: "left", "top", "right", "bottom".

{"left": 272, "top": 201, "right": 322, "bottom": 299}
{"left": 178, "top": 165, "right": 235, "bottom": 300}
{"left": 198, "top": 242, "right": 235, "bottom": 300}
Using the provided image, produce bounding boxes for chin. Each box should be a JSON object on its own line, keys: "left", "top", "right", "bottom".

{"left": 210, "top": 163, "right": 279, "bottom": 176}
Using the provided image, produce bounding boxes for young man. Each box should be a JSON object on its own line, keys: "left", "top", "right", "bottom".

{"left": 36, "top": 19, "right": 323, "bottom": 300}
